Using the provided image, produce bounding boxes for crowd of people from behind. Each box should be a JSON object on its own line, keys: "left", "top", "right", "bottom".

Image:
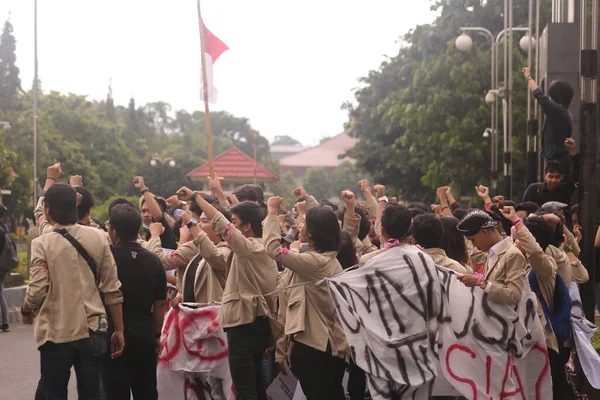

{"left": 0, "top": 72, "right": 596, "bottom": 400}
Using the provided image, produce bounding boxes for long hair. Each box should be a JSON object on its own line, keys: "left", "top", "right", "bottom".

{"left": 440, "top": 216, "right": 469, "bottom": 266}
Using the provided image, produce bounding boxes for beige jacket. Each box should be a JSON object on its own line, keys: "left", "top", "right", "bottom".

{"left": 275, "top": 269, "right": 294, "bottom": 363}
{"left": 34, "top": 197, "right": 56, "bottom": 236}
{"left": 147, "top": 236, "right": 198, "bottom": 290}
{"left": 213, "top": 212, "right": 278, "bottom": 328}
{"left": 547, "top": 245, "right": 573, "bottom": 288}
{"left": 424, "top": 248, "right": 471, "bottom": 274}
{"left": 25, "top": 224, "right": 123, "bottom": 348}
{"left": 514, "top": 225, "right": 559, "bottom": 353}
{"left": 181, "top": 233, "right": 231, "bottom": 305}
{"left": 264, "top": 215, "right": 348, "bottom": 358}
{"left": 343, "top": 213, "right": 377, "bottom": 256}
{"left": 484, "top": 238, "right": 527, "bottom": 306}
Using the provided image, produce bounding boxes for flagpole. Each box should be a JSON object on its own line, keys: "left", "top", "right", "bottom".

{"left": 197, "top": 0, "right": 214, "bottom": 179}
{"left": 253, "top": 131, "right": 258, "bottom": 185}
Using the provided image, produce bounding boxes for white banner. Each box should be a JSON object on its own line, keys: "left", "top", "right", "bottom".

{"left": 327, "top": 246, "right": 552, "bottom": 400}
{"left": 157, "top": 305, "right": 234, "bottom": 400}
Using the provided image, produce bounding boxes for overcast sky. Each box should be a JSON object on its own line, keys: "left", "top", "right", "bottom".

{"left": 1, "top": 0, "right": 434, "bottom": 146}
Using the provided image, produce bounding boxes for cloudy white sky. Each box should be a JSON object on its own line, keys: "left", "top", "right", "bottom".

{"left": 1, "top": 0, "right": 435, "bottom": 146}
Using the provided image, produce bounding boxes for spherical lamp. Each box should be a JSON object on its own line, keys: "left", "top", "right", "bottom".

{"left": 455, "top": 34, "right": 473, "bottom": 53}
{"left": 519, "top": 35, "right": 537, "bottom": 52}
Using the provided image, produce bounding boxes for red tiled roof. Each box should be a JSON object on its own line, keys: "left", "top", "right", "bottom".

{"left": 187, "top": 147, "right": 278, "bottom": 180}
{"left": 279, "top": 131, "right": 358, "bottom": 168}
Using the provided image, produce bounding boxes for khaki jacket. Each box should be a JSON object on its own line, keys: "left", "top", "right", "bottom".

{"left": 34, "top": 197, "right": 55, "bottom": 236}
{"left": 484, "top": 238, "right": 527, "bottom": 306}
{"left": 275, "top": 269, "right": 294, "bottom": 363}
{"left": 343, "top": 213, "right": 378, "bottom": 256}
{"left": 264, "top": 215, "right": 348, "bottom": 358}
{"left": 147, "top": 236, "right": 198, "bottom": 290}
{"left": 547, "top": 245, "right": 572, "bottom": 288}
{"left": 424, "top": 248, "right": 471, "bottom": 274}
{"left": 25, "top": 224, "right": 123, "bottom": 348}
{"left": 181, "top": 234, "right": 231, "bottom": 305}
{"left": 514, "top": 225, "right": 559, "bottom": 353}
{"left": 213, "top": 212, "right": 278, "bottom": 328}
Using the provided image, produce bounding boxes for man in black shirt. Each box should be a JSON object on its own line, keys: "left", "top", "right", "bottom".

{"left": 523, "top": 67, "right": 575, "bottom": 174}
{"left": 523, "top": 139, "right": 579, "bottom": 230}
{"left": 105, "top": 204, "right": 167, "bottom": 400}
{"left": 133, "top": 176, "right": 177, "bottom": 249}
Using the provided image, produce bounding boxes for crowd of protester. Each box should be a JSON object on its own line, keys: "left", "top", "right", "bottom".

{"left": 6, "top": 127, "right": 594, "bottom": 400}
{"left": 0, "top": 65, "right": 593, "bottom": 400}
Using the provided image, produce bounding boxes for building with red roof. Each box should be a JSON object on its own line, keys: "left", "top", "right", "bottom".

{"left": 279, "top": 131, "right": 358, "bottom": 178}
{"left": 187, "top": 147, "right": 278, "bottom": 192}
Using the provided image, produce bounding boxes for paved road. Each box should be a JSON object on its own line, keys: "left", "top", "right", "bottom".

{"left": 0, "top": 323, "right": 77, "bottom": 400}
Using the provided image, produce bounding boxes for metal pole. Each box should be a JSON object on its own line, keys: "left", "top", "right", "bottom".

{"left": 578, "top": 0, "right": 599, "bottom": 323}
{"left": 491, "top": 43, "right": 497, "bottom": 192}
{"left": 33, "top": 0, "right": 38, "bottom": 205}
{"left": 536, "top": 0, "right": 542, "bottom": 181}
{"left": 506, "top": 0, "right": 514, "bottom": 199}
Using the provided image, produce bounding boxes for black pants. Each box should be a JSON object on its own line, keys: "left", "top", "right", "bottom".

{"left": 39, "top": 336, "right": 104, "bottom": 400}
{"left": 347, "top": 361, "right": 366, "bottom": 400}
{"left": 103, "top": 341, "right": 158, "bottom": 400}
{"left": 226, "top": 318, "right": 271, "bottom": 400}
{"left": 291, "top": 341, "right": 347, "bottom": 400}
{"left": 549, "top": 346, "right": 575, "bottom": 400}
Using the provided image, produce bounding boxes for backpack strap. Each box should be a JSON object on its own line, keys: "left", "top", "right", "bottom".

{"left": 55, "top": 228, "right": 99, "bottom": 286}
{"left": 528, "top": 269, "right": 553, "bottom": 333}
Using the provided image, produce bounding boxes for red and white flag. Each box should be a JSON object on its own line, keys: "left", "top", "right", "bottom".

{"left": 199, "top": 10, "right": 229, "bottom": 104}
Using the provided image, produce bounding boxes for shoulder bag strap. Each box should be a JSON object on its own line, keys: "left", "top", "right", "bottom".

{"left": 55, "top": 228, "right": 100, "bottom": 286}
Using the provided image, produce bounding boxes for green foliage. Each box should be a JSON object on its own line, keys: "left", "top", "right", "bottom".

{"left": 272, "top": 135, "right": 302, "bottom": 147}
{"left": 346, "top": 0, "right": 552, "bottom": 202}
{"left": 331, "top": 161, "right": 364, "bottom": 197}
{"left": 303, "top": 167, "right": 331, "bottom": 201}
{"left": 270, "top": 170, "right": 298, "bottom": 209}
{"left": 0, "top": 20, "right": 21, "bottom": 109}
{"left": 91, "top": 195, "right": 142, "bottom": 223}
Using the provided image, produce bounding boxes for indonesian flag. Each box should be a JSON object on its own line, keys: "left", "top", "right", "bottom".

{"left": 198, "top": 7, "right": 229, "bottom": 104}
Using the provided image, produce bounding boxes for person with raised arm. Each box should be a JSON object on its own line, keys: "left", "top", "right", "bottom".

{"left": 263, "top": 195, "right": 347, "bottom": 400}
{"left": 177, "top": 177, "right": 277, "bottom": 400}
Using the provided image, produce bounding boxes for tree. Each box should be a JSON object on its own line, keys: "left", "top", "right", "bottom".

{"left": 345, "top": 0, "right": 552, "bottom": 202}
{"left": 303, "top": 167, "right": 331, "bottom": 201}
{"left": 0, "top": 20, "right": 21, "bottom": 109}
{"left": 331, "top": 161, "right": 364, "bottom": 196}
{"left": 272, "top": 135, "right": 302, "bottom": 147}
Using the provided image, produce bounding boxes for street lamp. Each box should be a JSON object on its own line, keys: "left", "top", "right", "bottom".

{"left": 455, "top": 34, "right": 473, "bottom": 53}
{"left": 457, "top": 25, "right": 533, "bottom": 197}
{"left": 519, "top": 35, "right": 537, "bottom": 52}
{"left": 150, "top": 157, "right": 177, "bottom": 195}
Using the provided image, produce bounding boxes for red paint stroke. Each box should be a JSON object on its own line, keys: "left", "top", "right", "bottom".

{"left": 532, "top": 344, "right": 551, "bottom": 400}
{"left": 446, "top": 344, "right": 478, "bottom": 400}
{"left": 159, "top": 309, "right": 182, "bottom": 364}
{"left": 179, "top": 309, "right": 228, "bottom": 362}
{"left": 499, "top": 357, "right": 525, "bottom": 399}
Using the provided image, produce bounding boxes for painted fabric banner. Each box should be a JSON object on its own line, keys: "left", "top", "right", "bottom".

{"left": 326, "top": 245, "right": 552, "bottom": 400}
{"left": 157, "top": 305, "right": 235, "bottom": 400}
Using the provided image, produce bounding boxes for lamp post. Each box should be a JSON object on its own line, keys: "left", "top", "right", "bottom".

{"left": 33, "top": 0, "right": 39, "bottom": 205}
{"left": 456, "top": 26, "right": 533, "bottom": 195}
{"left": 150, "top": 157, "right": 176, "bottom": 196}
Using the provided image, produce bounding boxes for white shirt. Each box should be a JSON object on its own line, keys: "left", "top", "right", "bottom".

{"left": 486, "top": 239, "right": 507, "bottom": 274}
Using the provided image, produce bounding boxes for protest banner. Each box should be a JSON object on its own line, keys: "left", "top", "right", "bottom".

{"left": 157, "top": 305, "right": 234, "bottom": 400}
{"left": 326, "top": 245, "right": 552, "bottom": 400}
